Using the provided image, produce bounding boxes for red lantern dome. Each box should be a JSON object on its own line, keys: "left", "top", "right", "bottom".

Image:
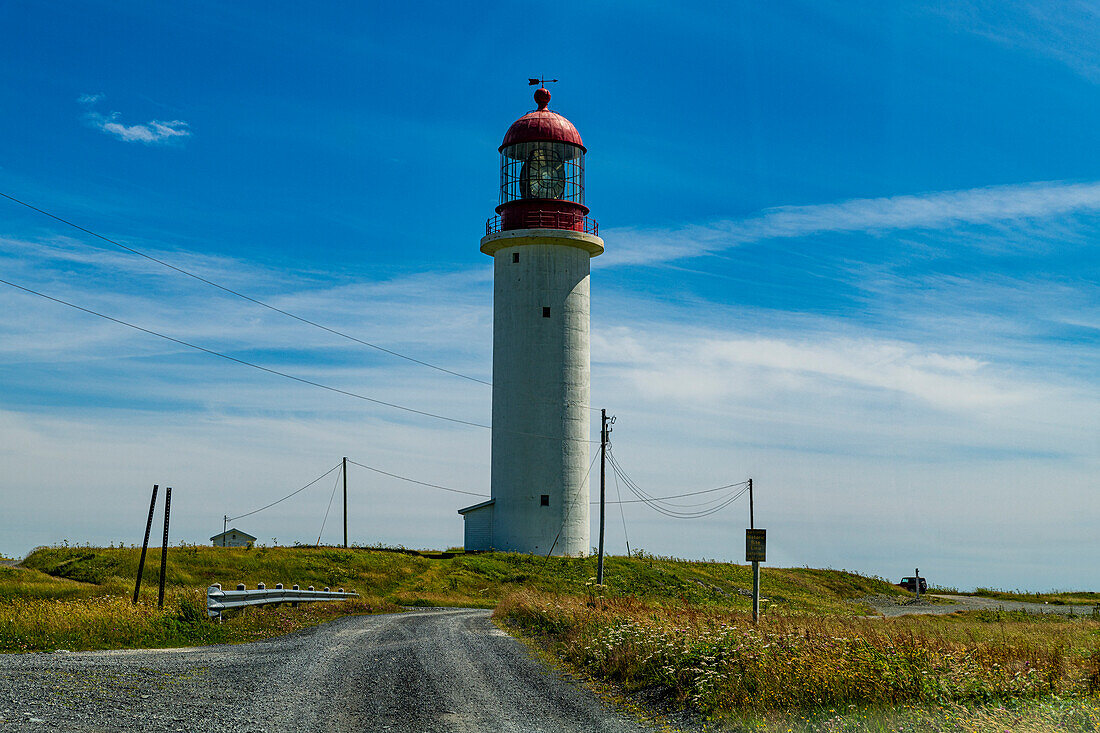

{"left": 489, "top": 87, "right": 596, "bottom": 235}
{"left": 500, "top": 90, "right": 585, "bottom": 151}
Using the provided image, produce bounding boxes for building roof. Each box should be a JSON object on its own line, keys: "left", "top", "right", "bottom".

{"left": 210, "top": 528, "right": 257, "bottom": 541}
{"left": 500, "top": 88, "right": 584, "bottom": 152}
{"left": 457, "top": 498, "right": 495, "bottom": 515}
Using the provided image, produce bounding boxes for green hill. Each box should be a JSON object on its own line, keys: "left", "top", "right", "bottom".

{"left": 19, "top": 544, "right": 907, "bottom": 615}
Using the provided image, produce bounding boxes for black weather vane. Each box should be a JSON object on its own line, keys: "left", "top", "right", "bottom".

{"left": 528, "top": 77, "right": 559, "bottom": 86}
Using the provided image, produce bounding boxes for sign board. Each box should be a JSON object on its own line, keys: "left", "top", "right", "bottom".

{"left": 745, "top": 529, "right": 766, "bottom": 562}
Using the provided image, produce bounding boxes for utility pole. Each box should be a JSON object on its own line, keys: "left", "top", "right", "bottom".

{"left": 223, "top": 514, "right": 228, "bottom": 546}
{"left": 596, "top": 409, "right": 608, "bottom": 585}
{"left": 915, "top": 567, "right": 921, "bottom": 601}
{"left": 133, "top": 484, "right": 159, "bottom": 604}
{"left": 750, "top": 478, "right": 760, "bottom": 624}
{"left": 342, "top": 456, "right": 348, "bottom": 549}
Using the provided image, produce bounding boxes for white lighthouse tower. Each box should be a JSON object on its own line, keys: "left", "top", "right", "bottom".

{"left": 459, "top": 85, "right": 603, "bottom": 555}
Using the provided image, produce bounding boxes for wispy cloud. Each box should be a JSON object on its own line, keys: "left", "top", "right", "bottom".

{"left": 1, "top": 226, "right": 1098, "bottom": 589}
{"left": 602, "top": 179, "right": 1100, "bottom": 266}
{"left": 78, "top": 93, "right": 191, "bottom": 145}
{"left": 927, "top": 0, "right": 1100, "bottom": 84}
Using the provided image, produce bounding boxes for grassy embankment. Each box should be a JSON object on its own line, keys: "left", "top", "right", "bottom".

{"left": 966, "top": 588, "right": 1100, "bottom": 607}
{"left": 3, "top": 544, "right": 902, "bottom": 653}
{"left": 496, "top": 590, "right": 1100, "bottom": 731}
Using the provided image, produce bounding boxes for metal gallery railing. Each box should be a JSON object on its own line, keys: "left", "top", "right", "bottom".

{"left": 206, "top": 582, "right": 358, "bottom": 621}
{"left": 485, "top": 212, "right": 598, "bottom": 236}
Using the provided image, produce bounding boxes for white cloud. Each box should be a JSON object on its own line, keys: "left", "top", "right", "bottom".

{"left": 928, "top": 0, "right": 1100, "bottom": 84}
{"left": 78, "top": 93, "right": 191, "bottom": 145}
{"left": 601, "top": 179, "right": 1100, "bottom": 266}
{"left": 2, "top": 200, "right": 1098, "bottom": 589}
{"left": 88, "top": 113, "right": 191, "bottom": 144}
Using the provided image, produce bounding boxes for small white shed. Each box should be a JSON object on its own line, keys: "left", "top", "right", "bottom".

{"left": 457, "top": 499, "right": 494, "bottom": 552}
{"left": 210, "top": 528, "right": 257, "bottom": 548}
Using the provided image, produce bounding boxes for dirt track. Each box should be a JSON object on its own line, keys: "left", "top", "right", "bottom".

{"left": 0, "top": 608, "right": 658, "bottom": 732}
{"left": 861, "top": 593, "right": 1098, "bottom": 617}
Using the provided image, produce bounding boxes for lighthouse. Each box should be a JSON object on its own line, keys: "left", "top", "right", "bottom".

{"left": 459, "top": 85, "right": 603, "bottom": 555}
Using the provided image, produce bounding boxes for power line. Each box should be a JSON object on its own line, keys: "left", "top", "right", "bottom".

{"left": 228, "top": 462, "right": 341, "bottom": 522}
{"left": 0, "top": 191, "right": 492, "bottom": 387}
{"left": 0, "top": 277, "right": 599, "bottom": 443}
{"left": 345, "top": 458, "right": 489, "bottom": 498}
{"left": 546, "top": 450, "right": 601, "bottom": 557}
{"left": 611, "top": 452, "right": 631, "bottom": 556}
{"left": 608, "top": 450, "right": 750, "bottom": 519}
{"left": 0, "top": 192, "right": 608, "bottom": 416}
{"left": 0, "top": 277, "right": 491, "bottom": 428}
{"left": 592, "top": 479, "right": 751, "bottom": 505}
{"left": 316, "top": 463, "right": 345, "bottom": 545}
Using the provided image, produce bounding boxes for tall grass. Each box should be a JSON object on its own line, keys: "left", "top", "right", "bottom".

{"left": 496, "top": 589, "right": 1100, "bottom": 717}
{"left": 0, "top": 586, "right": 394, "bottom": 653}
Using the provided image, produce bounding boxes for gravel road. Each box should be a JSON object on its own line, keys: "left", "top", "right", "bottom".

{"left": 0, "top": 608, "right": 659, "bottom": 733}
{"left": 862, "top": 594, "right": 1099, "bottom": 618}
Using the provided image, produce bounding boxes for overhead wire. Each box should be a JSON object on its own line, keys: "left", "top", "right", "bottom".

{"left": 592, "top": 479, "right": 751, "bottom": 505}
{"left": 610, "top": 451, "right": 631, "bottom": 556}
{"left": 345, "top": 458, "right": 489, "bottom": 498}
{"left": 0, "top": 191, "right": 491, "bottom": 386}
{"left": 545, "top": 450, "right": 601, "bottom": 557}
{"left": 228, "top": 462, "right": 341, "bottom": 522}
{"left": 315, "top": 462, "right": 345, "bottom": 546}
{"left": 607, "top": 451, "right": 741, "bottom": 507}
{"left": 1, "top": 191, "right": 604, "bottom": 414}
{"left": 4, "top": 192, "right": 751, "bottom": 533}
{"left": 608, "top": 450, "right": 750, "bottom": 519}
{"left": 0, "top": 277, "right": 597, "bottom": 443}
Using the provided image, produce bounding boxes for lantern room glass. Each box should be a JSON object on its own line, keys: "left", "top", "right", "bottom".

{"left": 500, "top": 142, "right": 584, "bottom": 206}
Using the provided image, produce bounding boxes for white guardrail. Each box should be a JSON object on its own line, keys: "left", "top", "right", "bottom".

{"left": 206, "top": 582, "right": 359, "bottom": 621}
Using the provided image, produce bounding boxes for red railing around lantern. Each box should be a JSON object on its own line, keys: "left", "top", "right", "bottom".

{"left": 485, "top": 212, "right": 599, "bottom": 237}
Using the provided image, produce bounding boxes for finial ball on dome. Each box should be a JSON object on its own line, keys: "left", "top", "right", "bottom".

{"left": 534, "top": 87, "right": 551, "bottom": 110}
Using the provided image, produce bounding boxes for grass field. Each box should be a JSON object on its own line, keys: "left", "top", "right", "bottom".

{"left": 1, "top": 544, "right": 906, "bottom": 655}
{"left": 6, "top": 545, "right": 1098, "bottom": 730}
{"left": 966, "top": 588, "right": 1100, "bottom": 607}
{"left": 496, "top": 589, "right": 1100, "bottom": 731}
{"left": 16, "top": 544, "right": 910, "bottom": 614}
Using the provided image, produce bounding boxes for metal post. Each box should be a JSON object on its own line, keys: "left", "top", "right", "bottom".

{"left": 342, "top": 456, "right": 348, "bottom": 549}
{"left": 750, "top": 479, "right": 759, "bottom": 624}
{"left": 915, "top": 567, "right": 921, "bottom": 601}
{"left": 158, "top": 487, "right": 172, "bottom": 608}
{"left": 133, "top": 484, "right": 159, "bottom": 604}
{"left": 596, "top": 410, "right": 607, "bottom": 586}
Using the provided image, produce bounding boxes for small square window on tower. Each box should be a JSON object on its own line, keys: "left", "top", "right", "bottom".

{"left": 540, "top": 494, "right": 550, "bottom": 506}
{"left": 512, "top": 252, "right": 520, "bottom": 263}
{"left": 542, "top": 306, "right": 551, "bottom": 318}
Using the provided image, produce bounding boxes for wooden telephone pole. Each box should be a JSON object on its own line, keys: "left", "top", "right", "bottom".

{"left": 744, "top": 478, "right": 766, "bottom": 625}
{"left": 750, "top": 478, "right": 759, "bottom": 623}
{"left": 596, "top": 410, "right": 608, "bottom": 585}
{"left": 342, "top": 456, "right": 348, "bottom": 549}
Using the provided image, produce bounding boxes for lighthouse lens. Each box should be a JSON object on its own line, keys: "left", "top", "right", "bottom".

{"left": 500, "top": 142, "right": 583, "bottom": 206}
{"left": 522, "top": 148, "right": 565, "bottom": 199}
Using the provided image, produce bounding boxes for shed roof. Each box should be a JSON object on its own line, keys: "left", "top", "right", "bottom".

{"left": 457, "top": 499, "right": 495, "bottom": 515}
{"left": 210, "top": 528, "right": 257, "bottom": 541}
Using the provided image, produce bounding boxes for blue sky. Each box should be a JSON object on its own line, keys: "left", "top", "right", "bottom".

{"left": 1, "top": 1, "right": 1097, "bottom": 591}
